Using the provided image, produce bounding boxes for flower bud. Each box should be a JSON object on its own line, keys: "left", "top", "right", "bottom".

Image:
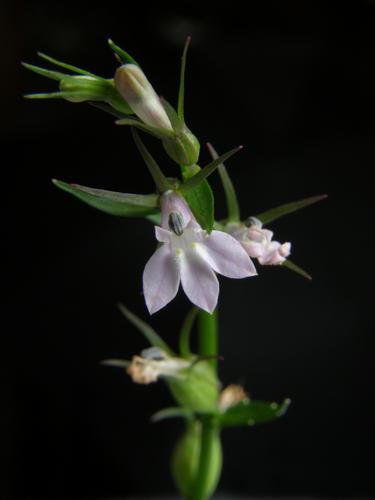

{"left": 162, "top": 125, "right": 200, "bottom": 166}
{"left": 171, "top": 420, "right": 222, "bottom": 499}
{"left": 114, "top": 64, "right": 173, "bottom": 132}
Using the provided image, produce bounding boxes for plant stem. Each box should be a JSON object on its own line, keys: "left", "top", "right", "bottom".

{"left": 197, "top": 309, "right": 218, "bottom": 371}
{"left": 189, "top": 309, "right": 220, "bottom": 500}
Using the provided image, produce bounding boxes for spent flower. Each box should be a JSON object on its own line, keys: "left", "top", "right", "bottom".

{"left": 228, "top": 217, "right": 291, "bottom": 266}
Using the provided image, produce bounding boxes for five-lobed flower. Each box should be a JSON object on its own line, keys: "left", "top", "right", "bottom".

{"left": 143, "top": 191, "right": 257, "bottom": 315}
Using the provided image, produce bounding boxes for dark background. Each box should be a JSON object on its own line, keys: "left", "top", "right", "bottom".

{"left": 3, "top": 1, "right": 374, "bottom": 499}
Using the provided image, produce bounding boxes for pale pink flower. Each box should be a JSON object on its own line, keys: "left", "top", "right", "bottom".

{"left": 143, "top": 192, "right": 257, "bottom": 314}
{"left": 229, "top": 218, "right": 291, "bottom": 266}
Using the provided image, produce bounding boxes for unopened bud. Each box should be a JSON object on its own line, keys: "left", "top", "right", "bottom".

{"left": 114, "top": 64, "right": 173, "bottom": 132}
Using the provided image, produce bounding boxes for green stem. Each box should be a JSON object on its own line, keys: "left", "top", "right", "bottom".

{"left": 197, "top": 309, "right": 218, "bottom": 371}
{"left": 191, "top": 416, "right": 219, "bottom": 500}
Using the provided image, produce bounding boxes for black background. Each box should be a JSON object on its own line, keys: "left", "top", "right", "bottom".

{"left": 3, "top": 1, "right": 375, "bottom": 499}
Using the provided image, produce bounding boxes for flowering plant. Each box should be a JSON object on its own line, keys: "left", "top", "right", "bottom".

{"left": 23, "top": 37, "right": 326, "bottom": 499}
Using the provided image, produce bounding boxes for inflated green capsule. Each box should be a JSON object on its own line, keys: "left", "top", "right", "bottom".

{"left": 171, "top": 419, "right": 222, "bottom": 499}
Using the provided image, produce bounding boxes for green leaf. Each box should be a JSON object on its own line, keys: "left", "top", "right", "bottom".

{"left": 180, "top": 146, "right": 243, "bottom": 193}
{"left": 151, "top": 407, "right": 193, "bottom": 423}
{"left": 178, "top": 37, "right": 191, "bottom": 122}
{"left": 283, "top": 259, "right": 312, "bottom": 280}
{"left": 52, "top": 179, "right": 159, "bottom": 217}
{"left": 107, "top": 39, "right": 139, "bottom": 66}
{"left": 219, "top": 398, "right": 291, "bottom": 428}
{"left": 37, "top": 52, "right": 100, "bottom": 78}
{"left": 183, "top": 179, "right": 214, "bottom": 232}
{"left": 207, "top": 143, "right": 240, "bottom": 222}
{"left": 179, "top": 307, "right": 199, "bottom": 358}
{"left": 256, "top": 194, "right": 328, "bottom": 225}
{"left": 117, "top": 303, "right": 174, "bottom": 356}
{"left": 131, "top": 128, "right": 171, "bottom": 192}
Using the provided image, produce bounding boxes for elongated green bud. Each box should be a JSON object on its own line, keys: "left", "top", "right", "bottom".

{"left": 171, "top": 420, "right": 222, "bottom": 499}
{"left": 59, "top": 75, "right": 131, "bottom": 114}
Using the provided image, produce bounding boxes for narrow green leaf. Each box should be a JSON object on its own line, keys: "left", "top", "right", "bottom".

{"left": 100, "top": 359, "right": 131, "bottom": 369}
{"left": 183, "top": 179, "right": 214, "bottom": 232}
{"left": 52, "top": 179, "right": 159, "bottom": 217}
{"left": 116, "top": 117, "right": 169, "bottom": 139}
{"left": 37, "top": 52, "right": 100, "bottom": 78}
{"left": 283, "top": 259, "right": 312, "bottom": 280}
{"left": 107, "top": 39, "right": 139, "bottom": 66}
{"left": 178, "top": 37, "right": 191, "bottom": 122}
{"left": 179, "top": 307, "right": 199, "bottom": 358}
{"left": 180, "top": 146, "right": 243, "bottom": 193}
{"left": 207, "top": 143, "right": 240, "bottom": 222}
{"left": 151, "top": 407, "right": 193, "bottom": 423}
{"left": 256, "top": 194, "right": 328, "bottom": 225}
{"left": 161, "top": 97, "right": 184, "bottom": 133}
{"left": 219, "top": 398, "right": 291, "bottom": 428}
{"left": 117, "top": 303, "right": 174, "bottom": 356}
{"left": 131, "top": 128, "right": 171, "bottom": 192}
{"left": 21, "top": 62, "right": 67, "bottom": 81}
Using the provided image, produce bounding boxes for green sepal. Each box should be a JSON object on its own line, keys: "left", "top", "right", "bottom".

{"left": 161, "top": 97, "right": 184, "bottom": 133}
{"left": 178, "top": 37, "right": 191, "bottom": 122}
{"left": 89, "top": 101, "right": 129, "bottom": 120}
{"left": 283, "top": 259, "right": 312, "bottom": 280}
{"left": 181, "top": 165, "right": 214, "bottom": 232}
{"left": 180, "top": 146, "right": 243, "bottom": 193}
{"left": 21, "top": 62, "right": 67, "bottom": 81}
{"left": 131, "top": 128, "right": 172, "bottom": 192}
{"left": 151, "top": 407, "right": 193, "bottom": 423}
{"left": 146, "top": 213, "right": 161, "bottom": 225}
{"left": 107, "top": 39, "right": 139, "bottom": 66}
{"left": 207, "top": 143, "right": 240, "bottom": 222}
{"left": 116, "top": 117, "right": 171, "bottom": 139}
{"left": 37, "top": 52, "right": 100, "bottom": 78}
{"left": 256, "top": 194, "right": 328, "bottom": 225}
{"left": 52, "top": 179, "right": 159, "bottom": 217}
{"left": 117, "top": 303, "right": 174, "bottom": 356}
{"left": 219, "top": 398, "right": 291, "bottom": 428}
{"left": 100, "top": 359, "right": 130, "bottom": 369}
{"left": 179, "top": 307, "right": 199, "bottom": 359}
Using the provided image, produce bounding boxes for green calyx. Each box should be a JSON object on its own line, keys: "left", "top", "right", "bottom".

{"left": 162, "top": 125, "right": 201, "bottom": 167}
{"left": 167, "top": 358, "right": 219, "bottom": 414}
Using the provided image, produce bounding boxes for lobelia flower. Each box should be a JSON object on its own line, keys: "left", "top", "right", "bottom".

{"left": 143, "top": 191, "right": 257, "bottom": 314}
{"left": 228, "top": 217, "right": 291, "bottom": 266}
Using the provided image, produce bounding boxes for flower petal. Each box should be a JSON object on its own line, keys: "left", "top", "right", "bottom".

{"left": 143, "top": 244, "right": 180, "bottom": 314}
{"left": 198, "top": 230, "right": 257, "bottom": 278}
{"left": 179, "top": 251, "right": 219, "bottom": 313}
{"left": 155, "top": 226, "right": 171, "bottom": 243}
